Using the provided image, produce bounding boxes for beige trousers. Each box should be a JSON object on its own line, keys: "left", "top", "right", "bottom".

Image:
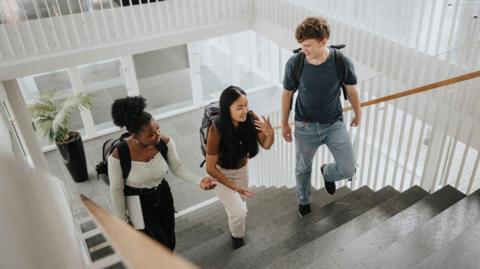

{"left": 214, "top": 164, "right": 249, "bottom": 238}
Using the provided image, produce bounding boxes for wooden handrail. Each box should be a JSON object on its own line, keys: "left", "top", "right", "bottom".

{"left": 343, "top": 70, "right": 480, "bottom": 112}
{"left": 273, "top": 70, "right": 480, "bottom": 129}
{"left": 80, "top": 194, "right": 199, "bottom": 269}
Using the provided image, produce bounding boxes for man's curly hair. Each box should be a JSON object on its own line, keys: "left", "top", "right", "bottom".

{"left": 295, "top": 17, "right": 330, "bottom": 43}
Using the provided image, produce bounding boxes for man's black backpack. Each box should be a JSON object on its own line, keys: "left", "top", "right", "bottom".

{"left": 290, "top": 44, "right": 349, "bottom": 109}
{"left": 199, "top": 102, "right": 220, "bottom": 167}
{"left": 95, "top": 133, "right": 168, "bottom": 185}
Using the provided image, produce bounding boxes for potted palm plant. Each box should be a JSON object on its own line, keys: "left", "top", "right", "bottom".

{"left": 28, "top": 91, "right": 93, "bottom": 182}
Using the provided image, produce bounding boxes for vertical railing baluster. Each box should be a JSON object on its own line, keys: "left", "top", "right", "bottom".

{"left": 88, "top": 0, "right": 102, "bottom": 43}
{"left": 128, "top": 0, "right": 139, "bottom": 35}
{"left": 54, "top": 0, "right": 73, "bottom": 48}
{"left": 0, "top": 11, "right": 16, "bottom": 56}
{"left": 359, "top": 79, "right": 373, "bottom": 186}
{"left": 366, "top": 77, "right": 381, "bottom": 189}
{"left": 19, "top": 0, "right": 40, "bottom": 53}
{"left": 466, "top": 151, "right": 480, "bottom": 195}
{"left": 5, "top": 0, "right": 27, "bottom": 55}
{"left": 43, "top": 0, "right": 62, "bottom": 48}
{"left": 440, "top": 80, "right": 474, "bottom": 186}
{"left": 413, "top": 0, "right": 427, "bottom": 49}
{"left": 373, "top": 76, "right": 388, "bottom": 190}
{"left": 99, "top": 0, "right": 112, "bottom": 41}
{"left": 76, "top": 0, "right": 93, "bottom": 45}
{"left": 434, "top": 0, "right": 449, "bottom": 54}
{"left": 424, "top": 0, "right": 438, "bottom": 54}
{"left": 65, "top": 0, "right": 82, "bottom": 46}
{"left": 109, "top": 0, "right": 121, "bottom": 39}
{"left": 399, "top": 58, "right": 423, "bottom": 190}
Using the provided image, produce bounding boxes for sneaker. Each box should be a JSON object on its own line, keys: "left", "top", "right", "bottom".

{"left": 231, "top": 236, "right": 245, "bottom": 250}
{"left": 298, "top": 204, "right": 311, "bottom": 217}
{"left": 321, "top": 164, "right": 336, "bottom": 195}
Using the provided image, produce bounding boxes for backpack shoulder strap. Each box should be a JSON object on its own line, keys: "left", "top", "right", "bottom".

{"left": 332, "top": 48, "right": 348, "bottom": 100}
{"left": 289, "top": 51, "right": 306, "bottom": 110}
{"left": 154, "top": 139, "right": 169, "bottom": 163}
{"left": 117, "top": 141, "right": 131, "bottom": 181}
{"left": 332, "top": 48, "right": 346, "bottom": 82}
{"left": 293, "top": 51, "right": 306, "bottom": 91}
{"left": 102, "top": 138, "right": 113, "bottom": 163}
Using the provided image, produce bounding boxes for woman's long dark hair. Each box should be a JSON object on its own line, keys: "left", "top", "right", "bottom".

{"left": 216, "top": 86, "right": 259, "bottom": 169}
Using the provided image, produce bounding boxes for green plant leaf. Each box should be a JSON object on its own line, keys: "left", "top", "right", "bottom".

{"left": 28, "top": 91, "right": 93, "bottom": 143}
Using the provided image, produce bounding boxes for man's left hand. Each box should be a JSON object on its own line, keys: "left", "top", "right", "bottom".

{"left": 351, "top": 116, "right": 361, "bottom": 127}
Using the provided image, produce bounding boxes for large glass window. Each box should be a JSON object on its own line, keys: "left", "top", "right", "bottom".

{"left": 18, "top": 69, "right": 82, "bottom": 147}
{"left": 192, "top": 31, "right": 270, "bottom": 102}
{"left": 134, "top": 45, "right": 194, "bottom": 115}
{"left": 78, "top": 58, "right": 127, "bottom": 131}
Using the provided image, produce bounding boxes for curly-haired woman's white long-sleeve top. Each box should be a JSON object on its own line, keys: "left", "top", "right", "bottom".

{"left": 108, "top": 138, "right": 202, "bottom": 222}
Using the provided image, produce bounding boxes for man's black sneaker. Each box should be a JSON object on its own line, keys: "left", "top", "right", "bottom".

{"left": 321, "top": 164, "right": 336, "bottom": 195}
{"left": 231, "top": 236, "right": 245, "bottom": 250}
{"left": 298, "top": 204, "right": 311, "bottom": 217}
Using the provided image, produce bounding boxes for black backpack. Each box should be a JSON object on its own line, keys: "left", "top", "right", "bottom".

{"left": 199, "top": 102, "right": 220, "bottom": 167}
{"left": 290, "top": 44, "right": 348, "bottom": 109}
{"left": 96, "top": 133, "right": 168, "bottom": 185}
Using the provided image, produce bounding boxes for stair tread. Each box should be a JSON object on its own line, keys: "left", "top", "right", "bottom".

{"left": 176, "top": 187, "right": 281, "bottom": 232}
{"left": 176, "top": 188, "right": 296, "bottom": 252}
{"left": 85, "top": 233, "right": 107, "bottom": 248}
{"left": 181, "top": 186, "right": 356, "bottom": 269}
{"left": 237, "top": 186, "right": 399, "bottom": 269}
{"left": 325, "top": 185, "right": 466, "bottom": 269}
{"left": 414, "top": 214, "right": 480, "bottom": 269}
{"left": 176, "top": 186, "right": 268, "bottom": 225}
{"left": 90, "top": 245, "right": 114, "bottom": 262}
{"left": 80, "top": 220, "right": 97, "bottom": 233}
{"left": 176, "top": 187, "right": 291, "bottom": 239}
{"left": 362, "top": 188, "right": 480, "bottom": 269}
{"left": 176, "top": 186, "right": 334, "bottom": 253}
{"left": 266, "top": 185, "right": 430, "bottom": 269}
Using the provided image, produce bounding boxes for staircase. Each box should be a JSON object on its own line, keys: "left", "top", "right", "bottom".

{"left": 175, "top": 185, "right": 480, "bottom": 269}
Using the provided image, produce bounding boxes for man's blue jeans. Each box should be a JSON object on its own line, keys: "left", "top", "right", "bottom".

{"left": 294, "top": 120, "right": 356, "bottom": 205}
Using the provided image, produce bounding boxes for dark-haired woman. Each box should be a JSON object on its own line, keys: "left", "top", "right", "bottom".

{"left": 108, "top": 96, "right": 216, "bottom": 251}
{"left": 206, "top": 86, "right": 274, "bottom": 249}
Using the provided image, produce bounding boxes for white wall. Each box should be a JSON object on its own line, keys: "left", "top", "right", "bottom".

{"left": 0, "top": 118, "right": 86, "bottom": 269}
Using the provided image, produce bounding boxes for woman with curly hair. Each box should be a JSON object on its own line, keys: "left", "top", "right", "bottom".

{"left": 108, "top": 96, "right": 216, "bottom": 251}
{"left": 206, "top": 86, "right": 274, "bottom": 249}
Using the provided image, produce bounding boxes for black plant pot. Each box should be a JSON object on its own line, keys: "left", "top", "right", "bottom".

{"left": 56, "top": 132, "right": 89, "bottom": 183}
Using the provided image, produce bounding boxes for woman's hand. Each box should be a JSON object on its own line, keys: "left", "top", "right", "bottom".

{"left": 236, "top": 185, "right": 254, "bottom": 198}
{"left": 255, "top": 116, "right": 274, "bottom": 136}
{"left": 199, "top": 176, "right": 217, "bottom": 190}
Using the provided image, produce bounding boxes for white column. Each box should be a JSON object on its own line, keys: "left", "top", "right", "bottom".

{"left": 120, "top": 55, "right": 140, "bottom": 96}
{"left": 2, "top": 80, "right": 49, "bottom": 172}
{"left": 187, "top": 43, "right": 205, "bottom": 107}
{"left": 68, "top": 67, "right": 96, "bottom": 138}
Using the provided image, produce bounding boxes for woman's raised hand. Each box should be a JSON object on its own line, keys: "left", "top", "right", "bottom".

{"left": 254, "top": 116, "right": 274, "bottom": 136}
